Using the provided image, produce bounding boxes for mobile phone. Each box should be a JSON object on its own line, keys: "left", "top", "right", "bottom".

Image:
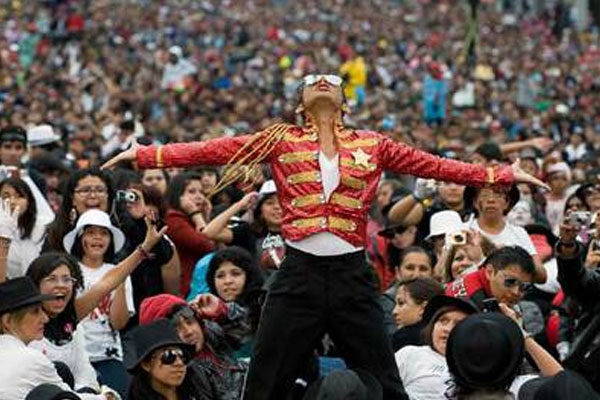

{"left": 482, "top": 298, "right": 500, "bottom": 313}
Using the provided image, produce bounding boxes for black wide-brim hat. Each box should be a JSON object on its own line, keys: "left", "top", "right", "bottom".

{"left": 0, "top": 277, "right": 58, "bottom": 315}
{"left": 518, "top": 370, "right": 600, "bottom": 400}
{"left": 421, "top": 295, "right": 478, "bottom": 325}
{"left": 126, "top": 319, "right": 196, "bottom": 372}
{"left": 25, "top": 383, "right": 81, "bottom": 400}
{"left": 464, "top": 184, "right": 520, "bottom": 215}
{"left": 446, "top": 313, "right": 524, "bottom": 392}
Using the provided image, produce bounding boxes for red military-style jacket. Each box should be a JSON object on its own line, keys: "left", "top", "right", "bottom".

{"left": 138, "top": 124, "right": 513, "bottom": 248}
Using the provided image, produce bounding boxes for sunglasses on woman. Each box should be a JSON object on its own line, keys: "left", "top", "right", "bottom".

{"left": 303, "top": 74, "right": 343, "bottom": 87}
{"left": 156, "top": 348, "right": 188, "bottom": 365}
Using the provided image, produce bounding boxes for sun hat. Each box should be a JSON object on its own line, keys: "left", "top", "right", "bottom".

{"left": 517, "top": 370, "right": 600, "bottom": 400}
{"left": 446, "top": 313, "right": 525, "bottom": 392}
{"left": 126, "top": 319, "right": 195, "bottom": 372}
{"left": 0, "top": 277, "right": 58, "bottom": 315}
{"left": 27, "top": 125, "right": 61, "bottom": 147}
{"left": 425, "top": 210, "right": 464, "bottom": 240}
{"left": 63, "top": 209, "right": 125, "bottom": 254}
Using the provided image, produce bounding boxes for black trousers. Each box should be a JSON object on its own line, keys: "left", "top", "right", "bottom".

{"left": 243, "top": 246, "right": 407, "bottom": 400}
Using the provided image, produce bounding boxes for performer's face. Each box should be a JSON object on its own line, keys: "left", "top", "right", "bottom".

{"left": 301, "top": 75, "right": 344, "bottom": 111}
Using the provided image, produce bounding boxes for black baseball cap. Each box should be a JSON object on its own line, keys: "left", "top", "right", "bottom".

{"left": 0, "top": 125, "right": 27, "bottom": 144}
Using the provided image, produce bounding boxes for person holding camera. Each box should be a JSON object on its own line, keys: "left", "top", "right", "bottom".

{"left": 115, "top": 184, "right": 181, "bottom": 331}
{"left": 555, "top": 219, "right": 600, "bottom": 391}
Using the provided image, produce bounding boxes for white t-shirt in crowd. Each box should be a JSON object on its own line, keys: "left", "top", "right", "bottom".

{"left": 29, "top": 326, "right": 99, "bottom": 391}
{"left": 0, "top": 334, "right": 104, "bottom": 400}
{"left": 470, "top": 220, "right": 537, "bottom": 256}
{"left": 78, "top": 262, "right": 135, "bottom": 362}
{"left": 395, "top": 345, "right": 450, "bottom": 400}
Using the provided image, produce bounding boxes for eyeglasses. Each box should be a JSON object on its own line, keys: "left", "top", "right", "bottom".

{"left": 477, "top": 190, "right": 508, "bottom": 201}
{"left": 74, "top": 186, "right": 108, "bottom": 197}
{"left": 303, "top": 74, "right": 343, "bottom": 87}
{"left": 499, "top": 272, "right": 531, "bottom": 293}
{"left": 156, "top": 348, "right": 188, "bottom": 365}
{"left": 41, "top": 275, "right": 78, "bottom": 286}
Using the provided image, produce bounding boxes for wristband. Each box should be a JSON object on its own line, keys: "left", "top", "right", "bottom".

{"left": 188, "top": 210, "right": 203, "bottom": 218}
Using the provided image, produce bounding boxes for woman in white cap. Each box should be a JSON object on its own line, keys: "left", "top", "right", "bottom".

{"left": 63, "top": 209, "right": 166, "bottom": 398}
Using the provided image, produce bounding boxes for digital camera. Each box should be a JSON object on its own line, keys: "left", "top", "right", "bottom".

{"left": 115, "top": 190, "right": 139, "bottom": 203}
{"left": 447, "top": 230, "right": 467, "bottom": 246}
{"left": 567, "top": 211, "right": 593, "bottom": 230}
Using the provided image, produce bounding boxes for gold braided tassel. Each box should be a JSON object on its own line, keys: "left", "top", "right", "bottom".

{"left": 207, "top": 123, "right": 290, "bottom": 198}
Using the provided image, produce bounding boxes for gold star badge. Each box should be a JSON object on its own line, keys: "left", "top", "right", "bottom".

{"left": 351, "top": 148, "right": 371, "bottom": 169}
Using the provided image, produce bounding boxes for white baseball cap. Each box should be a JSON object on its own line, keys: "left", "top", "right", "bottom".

{"left": 425, "top": 210, "right": 463, "bottom": 240}
{"left": 259, "top": 180, "right": 277, "bottom": 196}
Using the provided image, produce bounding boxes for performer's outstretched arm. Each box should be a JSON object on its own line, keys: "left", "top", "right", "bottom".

{"left": 378, "top": 136, "right": 549, "bottom": 189}
{"left": 102, "top": 134, "right": 255, "bottom": 170}
{"left": 137, "top": 135, "right": 253, "bottom": 169}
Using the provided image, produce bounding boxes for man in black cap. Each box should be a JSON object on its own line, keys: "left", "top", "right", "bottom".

{"left": 0, "top": 125, "right": 48, "bottom": 195}
{"left": 0, "top": 125, "right": 27, "bottom": 169}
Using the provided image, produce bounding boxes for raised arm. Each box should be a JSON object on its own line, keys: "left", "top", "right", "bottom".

{"left": 75, "top": 218, "right": 167, "bottom": 320}
{"left": 378, "top": 137, "right": 548, "bottom": 189}
{"left": 201, "top": 192, "right": 258, "bottom": 242}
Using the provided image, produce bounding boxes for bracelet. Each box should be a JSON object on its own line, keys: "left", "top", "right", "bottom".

{"left": 137, "top": 245, "right": 151, "bottom": 260}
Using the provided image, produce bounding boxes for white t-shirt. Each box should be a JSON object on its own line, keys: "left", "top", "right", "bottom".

{"left": 470, "top": 220, "right": 537, "bottom": 256}
{"left": 78, "top": 263, "right": 135, "bottom": 362}
{"left": 395, "top": 345, "right": 450, "bottom": 400}
{"left": 29, "top": 326, "right": 99, "bottom": 391}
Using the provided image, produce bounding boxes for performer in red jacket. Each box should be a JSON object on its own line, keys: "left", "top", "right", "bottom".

{"left": 103, "top": 74, "right": 547, "bottom": 400}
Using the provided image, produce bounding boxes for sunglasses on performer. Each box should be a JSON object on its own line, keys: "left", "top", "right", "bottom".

{"left": 156, "top": 348, "right": 188, "bottom": 365}
{"left": 303, "top": 74, "right": 343, "bottom": 87}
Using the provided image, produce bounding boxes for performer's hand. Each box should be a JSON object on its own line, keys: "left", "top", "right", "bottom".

{"left": 101, "top": 139, "right": 139, "bottom": 170}
{"left": 527, "top": 137, "right": 553, "bottom": 153}
{"left": 511, "top": 159, "right": 550, "bottom": 191}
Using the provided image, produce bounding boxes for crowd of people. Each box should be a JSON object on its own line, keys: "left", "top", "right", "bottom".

{"left": 1, "top": 0, "right": 600, "bottom": 399}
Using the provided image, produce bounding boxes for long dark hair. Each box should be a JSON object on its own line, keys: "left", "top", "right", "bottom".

{"left": 0, "top": 177, "right": 36, "bottom": 239}
{"left": 26, "top": 252, "right": 84, "bottom": 343}
{"left": 166, "top": 172, "right": 203, "bottom": 213}
{"left": 128, "top": 357, "right": 196, "bottom": 400}
{"left": 206, "top": 246, "right": 264, "bottom": 332}
{"left": 44, "top": 168, "right": 115, "bottom": 251}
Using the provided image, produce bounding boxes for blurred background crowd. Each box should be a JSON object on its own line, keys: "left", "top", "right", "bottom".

{"left": 2, "top": 0, "right": 600, "bottom": 399}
